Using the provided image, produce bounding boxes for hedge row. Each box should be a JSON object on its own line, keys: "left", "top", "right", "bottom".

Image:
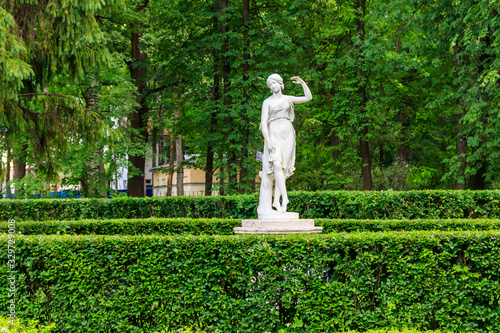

{"left": 340, "top": 331, "right": 448, "bottom": 333}
{"left": 1, "top": 190, "right": 500, "bottom": 221}
{"left": 0, "top": 218, "right": 240, "bottom": 235}
{"left": 2, "top": 231, "right": 499, "bottom": 332}
{"left": 3, "top": 218, "right": 500, "bottom": 235}
{"left": 156, "top": 327, "right": 449, "bottom": 333}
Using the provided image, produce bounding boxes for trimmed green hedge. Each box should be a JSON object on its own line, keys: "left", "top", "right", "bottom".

{"left": 2, "top": 231, "right": 499, "bottom": 332}
{"left": 3, "top": 218, "right": 500, "bottom": 235}
{"left": 1, "top": 190, "right": 500, "bottom": 221}
{"left": 156, "top": 328, "right": 449, "bottom": 333}
{"left": 340, "top": 331, "right": 448, "bottom": 333}
{"left": 341, "top": 331, "right": 455, "bottom": 333}
{"left": 318, "top": 218, "right": 500, "bottom": 233}
{"left": 0, "top": 218, "right": 241, "bottom": 235}
{"left": 0, "top": 218, "right": 240, "bottom": 235}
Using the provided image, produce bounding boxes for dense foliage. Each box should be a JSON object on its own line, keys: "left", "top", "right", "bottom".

{"left": 4, "top": 217, "right": 500, "bottom": 236}
{"left": 1, "top": 190, "right": 499, "bottom": 221}
{"left": 2, "top": 231, "right": 499, "bottom": 332}
{"left": 0, "top": 316, "right": 55, "bottom": 333}
{"left": 1, "top": 0, "right": 499, "bottom": 196}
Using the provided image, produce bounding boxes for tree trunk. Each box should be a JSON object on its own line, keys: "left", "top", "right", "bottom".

{"left": 453, "top": 45, "right": 466, "bottom": 190}
{"left": 238, "top": 0, "right": 250, "bottom": 193}
{"left": 455, "top": 113, "right": 467, "bottom": 190}
{"left": 205, "top": 112, "right": 217, "bottom": 196}
{"left": 127, "top": 5, "right": 149, "bottom": 197}
{"left": 152, "top": 128, "right": 157, "bottom": 168}
{"left": 468, "top": 35, "right": 493, "bottom": 190}
{"left": 469, "top": 161, "right": 486, "bottom": 190}
{"left": 205, "top": 0, "right": 221, "bottom": 196}
{"left": 158, "top": 133, "right": 165, "bottom": 166}
{"left": 91, "top": 148, "right": 106, "bottom": 197}
{"left": 359, "top": 130, "right": 373, "bottom": 190}
{"left": 162, "top": 134, "right": 168, "bottom": 165}
{"left": 113, "top": 154, "right": 118, "bottom": 195}
{"left": 13, "top": 145, "right": 27, "bottom": 196}
{"left": 219, "top": 165, "right": 225, "bottom": 196}
{"left": 84, "top": 76, "right": 100, "bottom": 111}
{"left": 6, "top": 148, "right": 11, "bottom": 197}
{"left": 396, "top": 111, "right": 412, "bottom": 163}
{"left": 127, "top": 112, "right": 148, "bottom": 196}
{"left": 176, "top": 132, "right": 184, "bottom": 196}
{"left": 355, "top": 0, "right": 373, "bottom": 190}
{"left": 329, "top": 131, "right": 341, "bottom": 159}
{"left": 379, "top": 145, "right": 384, "bottom": 165}
{"left": 221, "top": 0, "right": 237, "bottom": 193}
{"left": 438, "top": 116, "right": 447, "bottom": 152}
{"left": 83, "top": 77, "right": 106, "bottom": 197}
{"left": 167, "top": 134, "right": 175, "bottom": 196}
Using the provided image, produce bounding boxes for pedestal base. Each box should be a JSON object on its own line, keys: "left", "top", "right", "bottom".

{"left": 258, "top": 211, "right": 299, "bottom": 220}
{"left": 234, "top": 218, "right": 323, "bottom": 234}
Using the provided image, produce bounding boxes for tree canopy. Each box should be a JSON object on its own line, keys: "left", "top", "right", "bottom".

{"left": 1, "top": 0, "right": 499, "bottom": 197}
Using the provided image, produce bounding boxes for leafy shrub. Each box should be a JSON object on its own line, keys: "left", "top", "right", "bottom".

{"left": 1, "top": 190, "right": 500, "bottom": 221}
{"left": 1, "top": 231, "right": 499, "bottom": 332}
{"left": 0, "top": 316, "right": 55, "bottom": 333}
{"left": 407, "top": 166, "right": 443, "bottom": 189}
{"left": 3, "top": 218, "right": 500, "bottom": 236}
{"left": 155, "top": 326, "right": 207, "bottom": 333}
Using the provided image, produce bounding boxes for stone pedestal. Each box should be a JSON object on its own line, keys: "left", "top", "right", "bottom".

{"left": 234, "top": 213, "right": 322, "bottom": 234}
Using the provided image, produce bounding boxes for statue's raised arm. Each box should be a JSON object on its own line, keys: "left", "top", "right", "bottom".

{"left": 289, "top": 76, "right": 312, "bottom": 104}
{"left": 257, "top": 74, "right": 312, "bottom": 218}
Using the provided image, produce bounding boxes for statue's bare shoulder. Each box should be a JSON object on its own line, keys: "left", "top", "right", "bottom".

{"left": 263, "top": 95, "right": 290, "bottom": 110}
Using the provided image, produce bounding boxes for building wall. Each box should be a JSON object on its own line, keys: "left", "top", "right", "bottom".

{"left": 152, "top": 168, "right": 219, "bottom": 197}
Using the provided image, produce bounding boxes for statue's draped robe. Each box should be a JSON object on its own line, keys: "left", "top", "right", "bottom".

{"left": 262, "top": 96, "right": 296, "bottom": 179}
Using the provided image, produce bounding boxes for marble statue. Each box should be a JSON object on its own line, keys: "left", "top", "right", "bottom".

{"left": 234, "top": 74, "right": 322, "bottom": 233}
{"left": 257, "top": 74, "right": 312, "bottom": 219}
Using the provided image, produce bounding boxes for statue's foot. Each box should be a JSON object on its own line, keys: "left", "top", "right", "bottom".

{"left": 272, "top": 200, "right": 281, "bottom": 212}
{"left": 281, "top": 199, "right": 289, "bottom": 213}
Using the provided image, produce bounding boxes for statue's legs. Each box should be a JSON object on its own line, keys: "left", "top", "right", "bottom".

{"left": 273, "top": 186, "right": 281, "bottom": 212}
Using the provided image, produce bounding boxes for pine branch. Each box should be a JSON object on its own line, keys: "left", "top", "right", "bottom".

{"left": 18, "top": 93, "right": 72, "bottom": 99}
{"left": 145, "top": 79, "right": 187, "bottom": 97}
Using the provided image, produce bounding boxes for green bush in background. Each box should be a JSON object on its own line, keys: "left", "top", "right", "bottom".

{"left": 1, "top": 190, "right": 499, "bottom": 221}
{"left": 2, "top": 231, "right": 499, "bottom": 332}
{"left": 3, "top": 218, "right": 500, "bottom": 235}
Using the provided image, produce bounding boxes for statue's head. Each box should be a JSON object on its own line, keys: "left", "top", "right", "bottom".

{"left": 267, "top": 73, "right": 284, "bottom": 91}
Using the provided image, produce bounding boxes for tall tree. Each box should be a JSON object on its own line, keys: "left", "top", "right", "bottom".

{"left": 355, "top": 0, "right": 373, "bottom": 190}
{"left": 126, "top": 0, "right": 150, "bottom": 197}
{"left": 1, "top": 0, "right": 114, "bottom": 196}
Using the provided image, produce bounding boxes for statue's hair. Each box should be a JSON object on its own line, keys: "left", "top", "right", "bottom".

{"left": 267, "top": 73, "right": 284, "bottom": 90}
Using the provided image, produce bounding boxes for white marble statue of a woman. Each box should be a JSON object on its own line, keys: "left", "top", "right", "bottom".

{"left": 257, "top": 74, "right": 312, "bottom": 219}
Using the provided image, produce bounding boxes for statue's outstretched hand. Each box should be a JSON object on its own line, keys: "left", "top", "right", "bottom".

{"left": 291, "top": 76, "right": 304, "bottom": 84}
